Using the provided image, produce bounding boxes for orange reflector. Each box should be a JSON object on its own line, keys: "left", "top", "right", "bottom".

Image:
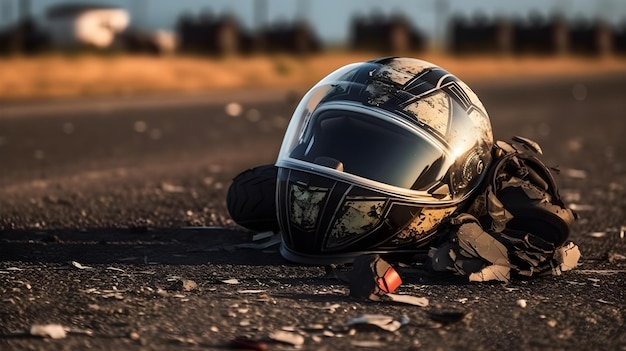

{"left": 377, "top": 266, "right": 402, "bottom": 293}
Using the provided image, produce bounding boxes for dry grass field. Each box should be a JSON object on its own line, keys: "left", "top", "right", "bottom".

{"left": 1, "top": 52, "right": 625, "bottom": 100}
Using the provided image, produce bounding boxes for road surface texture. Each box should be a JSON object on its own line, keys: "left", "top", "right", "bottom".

{"left": 1, "top": 73, "right": 625, "bottom": 350}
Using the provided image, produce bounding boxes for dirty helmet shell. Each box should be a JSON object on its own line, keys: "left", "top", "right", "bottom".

{"left": 276, "top": 57, "right": 494, "bottom": 264}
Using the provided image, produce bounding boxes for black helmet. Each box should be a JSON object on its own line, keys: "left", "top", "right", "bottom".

{"left": 276, "top": 57, "right": 493, "bottom": 264}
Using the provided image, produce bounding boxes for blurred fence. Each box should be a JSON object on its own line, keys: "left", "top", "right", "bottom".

{"left": 350, "top": 13, "right": 427, "bottom": 53}
{"left": 1, "top": 9, "right": 626, "bottom": 57}
{"left": 176, "top": 12, "right": 321, "bottom": 55}
{"left": 449, "top": 13, "right": 625, "bottom": 56}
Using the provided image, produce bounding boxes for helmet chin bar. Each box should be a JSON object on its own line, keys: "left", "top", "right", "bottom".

{"left": 277, "top": 168, "right": 458, "bottom": 264}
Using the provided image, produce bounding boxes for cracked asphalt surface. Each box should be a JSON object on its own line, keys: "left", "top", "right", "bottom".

{"left": 1, "top": 74, "right": 625, "bottom": 350}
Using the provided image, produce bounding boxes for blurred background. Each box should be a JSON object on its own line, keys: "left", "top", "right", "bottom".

{"left": 0, "top": 1, "right": 625, "bottom": 242}
{"left": 0, "top": 0, "right": 625, "bottom": 100}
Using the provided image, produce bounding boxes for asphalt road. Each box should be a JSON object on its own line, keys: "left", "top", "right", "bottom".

{"left": 0, "top": 74, "right": 625, "bottom": 351}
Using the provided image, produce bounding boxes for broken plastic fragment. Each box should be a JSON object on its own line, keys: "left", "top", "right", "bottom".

{"left": 553, "top": 242, "right": 581, "bottom": 272}
{"left": 268, "top": 330, "right": 305, "bottom": 346}
{"left": 221, "top": 278, "right": 240, "bottom": 284}
{"left": 71, "top": 261, "right": 93, "bottom": 270}
{"left": 168, "top": 279, "right": 197, "bottom": 292}
{"left": 347, "top": 314, "right": 405, "bottom": 332}
{"left": 161, "top": 182, "right": 185, "bottom": 193}
{"left": 351, "top": 340, "right": 387, "bottom": 347}
{"left": 30, "top": 324, "right": 67, "bottom": 339}
{"left": 106, "top": 267, "right": 125, "bottom": 273}
{"left": 568, "top": 204, "right": 594, "bottom": 211}
{"left": 385, "top": 293, "right": 429, "bottom": 307}
{"left": 237, "top": 289, "right": 266, "bottom": 294}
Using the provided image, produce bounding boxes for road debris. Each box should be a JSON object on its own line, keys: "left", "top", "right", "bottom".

{"left": 106, "top": 267, "right": 125, "bottom": 273}
{"left": 351, "top": 340, "right": 386, "bottom": 348}
{"left": 268, "top": 330, "right": 305, "bottom": 347}
{"left": 315, "top": 303, "right": 341, "bottom": 313}
{"left": 230, "top": 336, "right": 268, "bottom": 351}
{"left": 608, "top": 252, "right": 626, "bottom": 263}
{"left": 349, "top": 255, "right": 402, "bottom": 301}
{"left": 222, "top": 278, "right": 240, "bottom": 285}
{"left": 225, "top": 102, "right": 243, "bottom": 117}
{"left": 167, "top": 279, "right": 197, "bottom": 292}
{"left": 568, "top": 204, "right": 594, "bottom": 212}
{"left": 385, "top": 293, "right": 429, "bottom": 307}
{"left": 347, "top": 314, "right": 409, "bottom": 332}
{"left": 161, "top": 182, "right": 186, "bottom": 193}
{"left": 562, "top": 168, "right": 587, "bottom": 179}
{"left": 237, "top": 289, "right": 266, "bottom": 294}
{"left": 554, "top": 242, "right": 581, "bottom": 272}
{"left": 71, "top": 261, "right": 93, "bottom": 270}
{"left": 516, "top": 299, "right": 528, "bottom": 308}
{"left": 30, "top": 324, "right": 67, "bottom": 339}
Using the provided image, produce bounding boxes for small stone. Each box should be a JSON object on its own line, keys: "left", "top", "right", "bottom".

{"left": 168, "top": 279, "right": 197, "bottom": 292}
{"left": 30, "top": 324, "right": 66, "bottom": 339}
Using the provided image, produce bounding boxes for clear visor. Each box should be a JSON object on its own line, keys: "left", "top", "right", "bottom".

{"left": 278, "top": 105, "right": 489, "bottom": 205}
{"left": 288, "top": 107, "right": 449, "bottom": 191}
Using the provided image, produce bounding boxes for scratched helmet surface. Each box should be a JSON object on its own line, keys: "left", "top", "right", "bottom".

{"left": 275, "top": 57, "right": 494, "bottom": 264}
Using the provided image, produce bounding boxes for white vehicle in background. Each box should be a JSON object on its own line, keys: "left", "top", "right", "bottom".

{"left": 42, "top": 4, "right": 130, "bottom": 49}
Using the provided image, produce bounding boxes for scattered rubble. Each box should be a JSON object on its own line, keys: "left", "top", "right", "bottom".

{"left": 167, "top": 279, "right": 197, "bottom": 292}
{"left": 30, "top": 324, "right": 67, "bottom": 339}
{"left": 160, "top": 182, "right": 186, "bottom": 193}
{"left": 347, "top": 314, "right": 409, "bottom": 332}
{"left": 268, "top": 330, "right": 305, "bottom": 347}
{"left": 222, "top": 278, "right": 240, "bottom": 285}
{"left": 70, "top": 261, "right": 93, "bottom": 270}
{"left": 349, "top": 255, "right": 402, "bottom": 301}
{"left": 385, "top": 293, "right": 429, "bottom": 307}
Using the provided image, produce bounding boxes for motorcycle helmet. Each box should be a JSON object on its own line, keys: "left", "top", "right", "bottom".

{"left": 275, "top": 57, "right": 493, "bottom": 264}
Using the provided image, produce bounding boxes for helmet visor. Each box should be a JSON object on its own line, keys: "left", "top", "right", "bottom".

{"left": 286, "top": 108, "right": 448, "bottom": 192}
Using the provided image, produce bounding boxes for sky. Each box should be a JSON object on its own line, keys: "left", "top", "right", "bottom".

{"left": 1, "top": 0, "right": 625, "bottom": 44}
